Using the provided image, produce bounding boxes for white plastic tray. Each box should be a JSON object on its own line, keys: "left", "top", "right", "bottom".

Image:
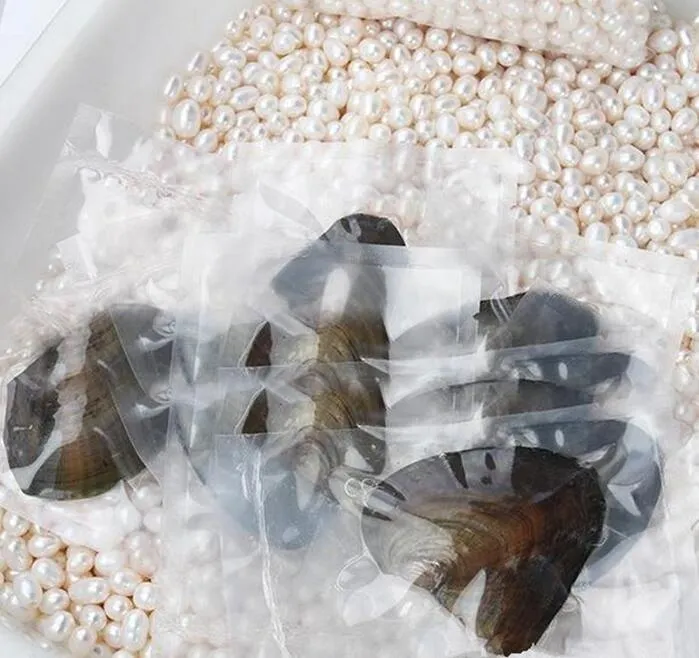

{"left": 0, "top": 0, "right": 249, "bottom": 342}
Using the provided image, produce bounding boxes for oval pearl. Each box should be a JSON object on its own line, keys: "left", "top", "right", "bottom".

{"left": 28, "top": 534, "right": 61, "bottom": 559}
{"left": 170, "top": 100, "right": 202, "bottom": 139}
{"left": 669, "top": 229, "right": 699, "bottom": 253}
{"left": 13, "top": 572, "right": 42, "bottom": 608}
{"left": 40, "top": 611, "right": 76, "bottom": 644}
{"left": 659, "top": 198, "right": 693, "bottom": 224}
{"left": 67, "top": 547, "right": 95, "bottom": 576}
{"left": 104, "top": 622, "right": 123, "bottom": 649}
{"left": 133, "top": 582, "right": 157, "bottom": 612}
{"left": 105, "top": 594, "right": 133, "bottom": 622}
{"left": 95, "top": 550, "right": 127, "bottom": 578}
{"left": 40, "top": 588, "right": 70, "bottom": 615}
{"left": 69, "top": 626, "right": 97, "bottom": 657}
{"left": 611, "top": 145, "right": 645, "bottom": 172}
{"left": 32, "top": 558, "right": 64, "bottom": 589}
{"left": 120, "top": 610, "right": 150, "bottom": 652}
{"left": 69, "top": 578, "right": 110, "bottom": 605}
{"left": 579, "top": 147, "right": 609, "bottom": 176}
{"left": 109, "top": 569, "right": 142, "bottom": 597}
{"left": 3, "top": 512, "right": 30, "bottom": 537}
{"left": 584, "top": 222, "right": 610, "bottom": 243}
{"left": 78, "top": 604, "right": 108, "bottom": 632}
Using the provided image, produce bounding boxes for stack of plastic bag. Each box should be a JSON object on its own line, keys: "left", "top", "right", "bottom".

{"left": 158, "top": 141, "right": 699, "bottom": 658}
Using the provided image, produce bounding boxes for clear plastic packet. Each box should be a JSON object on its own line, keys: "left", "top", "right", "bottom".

{"left": 277, "top": 0, "right": 656, "bottom": 68}
{"left": 0, "top": 271, "right": 175, "bottom": 550}
{"left": 157, "top": 143, "right": 521, "bottom": 654}
{"left": 170, "top": 402, "right": 697, "bottom": 658}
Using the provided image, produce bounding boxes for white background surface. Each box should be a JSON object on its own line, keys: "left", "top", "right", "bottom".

{"left": 0, "top": 3, "right": 67, "bottom": 656}
{"left": 0, "top": 0, "right": 67, "bottom": 85}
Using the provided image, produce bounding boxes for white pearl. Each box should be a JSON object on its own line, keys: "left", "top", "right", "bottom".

{"left": 78, "top": 604, "right": 108, "bottom": 632}
{"left": 3, "top": 512, "right": 30, "bottom": 537}
{"left": 69, "top": 626, "right": 98, "bottom": 657}
{"left": 579, "top": 147, "right": 609, "bottom": 176}
{"left": 120, "top": 609, "right": 150, "bottom": 652}
{"left": 69, "top": 578, "right": 110, "bottom": 605}
{"left": 40, "top": 588, "right": 70, "bottom": 615}
{"left": 584, "top": 222, "right": 610, "bottom": 242}
{"left": 90, "top": 643, "right": 114, "bottom": 657}
{"left": 611, "top": 145, "right": 645, "bottom": 172}
{"left": 104, "top": 622, "right": 123, "bottom": 649}
{"left": 672, "top": 108, "right": 699, "bottom": 135}
{"left": 323, "top": 38, "right": 350, "bottom": 66}
{"left": 109, "top": 569, "right": 142, "bottom": 597}
{"left": 647, "top": 217, "right": 671, "bottom": 241}
{"left": 32, "top": 557, "right": 64, "bottom": 589}
{"left": 40, "top": 611, "right": 76, "bottom": 644}
{"left": 68, "top": 547, "right": 96, "bottom": 576}
{"left": 105, "top": 594, "right": 133, "bottom": 622}
{"left": 659, "top": 197, "right": 693, "bottom": 224}
{"left": 13, "top": 572, "right": 42, "bottom": 608}
{"left": 28, "top": 534, "right": 61, "bottom": 559}
{"left": 171, "top": 100, "right": 202, "bottom": 139}
{"left": 95, "top": 550, "right": 127, "bottom": 578}
{"left": 163, "top": 75, "right": 184, "bottom": 105}
{"left": 230, "top": 86, "right": 260, "bottom": 111}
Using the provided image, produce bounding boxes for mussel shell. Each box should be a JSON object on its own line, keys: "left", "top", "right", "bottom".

{"left": 361, "top": 446, "right": 606, "bottom": 656}
{"left": 483, "top": 290, "right": 600, "bottom": 349}
{"left": 271, "top": 214, "right": 405, "bottom": 327}
{"left": 490, "top": 418, "right": 662, "bottom": 579}
{"left": 3, "top": 304, "right": 170, "bottom": 500}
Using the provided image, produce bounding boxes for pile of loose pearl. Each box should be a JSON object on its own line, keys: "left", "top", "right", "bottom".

{"left": 287, "top": 0, "right": 654, "bottom": 68}
{"left": 158, "top": 7, "right": 699, "bottom": 338}
{"left": 0, "top": 479, "right": 161, "bottom": 657}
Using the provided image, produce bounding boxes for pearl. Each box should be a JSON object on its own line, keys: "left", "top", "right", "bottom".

{"left": 69, "top": 577, "right": 110, "bottom": 605}
{"left": 121, "top": 609, "right": 150, "bottom": 652}
{"left": 78, "top": 604, "right": 108, "bottom": 632}
{"left": 32, "top": 558, "right": 64, "bottom": 589}
{"left": 3, "top": 513, "right": 30, "bottom": 537}
{"left": 170, "top": 100, "right": 202, "bottom": 139}
{"left": 105, "top": 595, "right": 133, "bottom": 622}
{"left": 27, "top": 532, "right": 61, "bottom": 557}
{"left": 659, "top": 197, "right": 693, "bottom": 224}
{"left": 40, "top": 588, "right": 70, "bottom": 615}
{"left": 40, "top": 611, "right": 76, "bottom": 644}
{"left": 579, "top": 147, "right": 609, "bottom": 176}
{"left": 69, "top": 627, "right": 98, "bottom": 657}
{"left": 67, "top": 547, "right": 96, "bottom": 576}
{"left": 95, "top": 550, "right": 128, "bottom": 577}
{"left": 104, "top": 622, "right": 123, "bottom": 649}
{"left": 109, "top": 569, "right": 142, "bottom": 597}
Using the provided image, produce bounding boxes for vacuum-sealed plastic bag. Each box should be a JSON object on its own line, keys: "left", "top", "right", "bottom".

{"left": 168, "top": 415, "right": 695, "bottom": 658}
{"left": 0, "top": 274, "right": 173, "bottom": 550}
{"left": 278, "top": 0, "right": 656, "bottom": 68}
{"left": 157, "top": 144, "right": 520, "bottom": 654}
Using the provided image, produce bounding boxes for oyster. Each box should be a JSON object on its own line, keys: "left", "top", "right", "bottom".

{"left": 3, "top": 305, "right": 172, "bottom": 499}
{"left": 360, "top": 446, "right": 606, "bottom": 656}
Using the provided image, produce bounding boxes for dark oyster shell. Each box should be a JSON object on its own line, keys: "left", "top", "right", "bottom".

{"left": 361, "top": 446, "right": 606, "bottom": 656}
{"left": 480, "top": 290, "right": 600, "bottom": 348}
{"left": 3, "top": 305, "right": 171, "bottom": 500}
